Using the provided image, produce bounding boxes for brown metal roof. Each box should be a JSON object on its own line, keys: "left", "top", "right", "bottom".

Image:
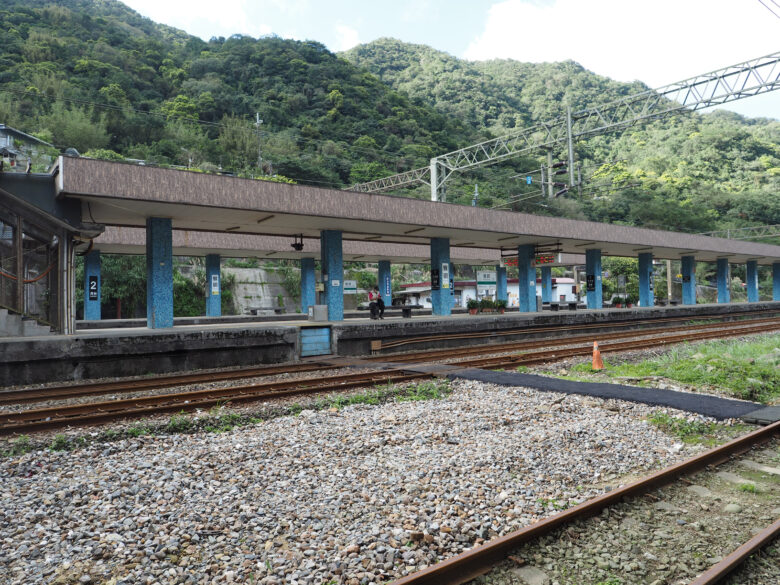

{"left": 58, "top": 157, "right": 780, "bottom": 264}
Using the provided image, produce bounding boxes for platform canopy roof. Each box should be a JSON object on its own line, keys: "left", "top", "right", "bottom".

{"left": 56, "top": 157, "right": 780, "bottom": 265}
{"left": 93, "top": 227, "right": 519, "bottom": 266}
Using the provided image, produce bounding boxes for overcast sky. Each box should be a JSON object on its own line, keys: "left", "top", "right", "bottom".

{"left": 121, "top": 0, "right": 779, "bottom": 119}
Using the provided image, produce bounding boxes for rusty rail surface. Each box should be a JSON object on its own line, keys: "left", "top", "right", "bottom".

{"left": 452, "top": 320, "right": 780, "bottom": 369}
{"left": 372, "top": 316, "right": 780, "bottom": 364}
{"left": 0, "top": 360, "right": 341, "bottom": 406}
{"left": 372, "top": 308, "right": 780, "bottom": 351}
{"left": 0, "top": 369, "right": 432, "bottom": 435}
{"left": 389, "top": 420, "right": 780, "bottom": 585}
{"left": 2, "top": 316, "right": 778, "bottom": 436}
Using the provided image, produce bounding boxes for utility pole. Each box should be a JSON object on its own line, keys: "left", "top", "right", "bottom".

{"left": 255, "top": 113, "right": 263, "bottom": 173}
{"left": 567, "top": 106, "right": 576, "bottom": 190}
{"left": 546, "top": 150, "right": 554, "bottom": 199}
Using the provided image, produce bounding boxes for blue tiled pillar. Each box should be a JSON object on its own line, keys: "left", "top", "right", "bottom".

{"left": 746, "top": 260, "right": 759, "bottom": 303}
{"left": 430, "top": 238, "right": 451, "bottom": 316}
{"left": 774, "top": 263, "right": 780, "bottom": 302}
{"left": 717, "top": 258, "right": 730, "bottom": 304}
{"left": 146, "top": 217, "right": 173, "bottom": 328}
{"left": 300, "top": 257, "right": 316, "bottom": 314}
{"left": 378, "top": 260, "right": 392, "bottom": 306}
{"left": 638, "top": 253, "right": 654, "bottom": 308}
{"left": 681, "top": 256, "right": 697, "bottom": 305}
{"left": 517, "top": 244, "right": 537, "bottom": 312}
{"left": 205, "top": 254, "right": 221, "bottom": 317}
{"left": 496, "top": 265, "right": 507, "bottom": 302}
{"left": 585, "top": 249, "right": 603, "bottom": 309}
{"left": 84, "top": 250, "right": 101, "bottom": 320}
{"left": 320, "top": 230, "right": 343, "bottom": 320}
{"left": 540, "top": 266, "right": 552, "bottom": 304}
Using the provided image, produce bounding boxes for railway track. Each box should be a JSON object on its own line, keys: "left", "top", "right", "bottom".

{"left": 3, "top": 314, "right": 779, "bottom": 408}
{"left": 388, "top": 421, "right": 780, "bottom": 585}
{"left": 0, "top": 369, "right": 437, "bottom": 435}
{"left": 1, "top": 314, "right": 778, "bottom": 436}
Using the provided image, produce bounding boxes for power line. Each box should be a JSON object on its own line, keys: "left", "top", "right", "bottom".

{"left": 757, "top": 0, "right": 780, "bottom": 18}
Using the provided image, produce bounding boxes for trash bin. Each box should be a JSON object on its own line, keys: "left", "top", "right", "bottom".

{"left": 308, "top": 305, "right": 328, "bottom": 321}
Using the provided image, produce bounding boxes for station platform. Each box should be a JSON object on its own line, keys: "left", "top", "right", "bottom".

{"left": 1, "top": 301, "right": 778, "bottom": 387}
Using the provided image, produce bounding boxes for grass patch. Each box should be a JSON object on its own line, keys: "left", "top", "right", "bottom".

{"left": 127, "top": 423, "right": 153, "bottom": 437}
{"left": 647, "top": 411, "right": 751, "bottom": 446}
{"left": 573, "top": 334, "right": 780, "bottom": 402}
{"left": 396, "top": 379, "right": 451, "bottom": 402}
{"left": 3, "top": 435, "right": 32, "bottom": 456}
{"left": 49, "top": 434, "right": 70, "bottom": 451}
{"left": 739, "top": 483, "right": 758, "bottom": 493}
{"left": 166, "top": 413, "right": 194, "bottom": 433}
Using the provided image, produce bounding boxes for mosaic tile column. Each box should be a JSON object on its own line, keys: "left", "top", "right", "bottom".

{"left": 746, "top": 260, "right": 758, "bottom": 303}
{"left": 430, "top": 238, "right": 451, "bottom": 316}
{"left": 717, "top": 258, "right": 730, "bottom": 304}
{"left": 205, "top": 254, "right": 221, "bottom": 317}
{"left": 681, "top": 256, "right": 697, "bottom": 305}
{"left": 146, "top": 217, "right": 173, "bottom": 328}
{"left": 585, "top": 249, "right": 603, "bottom": 309}
{"left": 517, "top": 244, "right": 537, "bottom": 312}
{"left": 540, "top": 266, "right": 552, "bottom": 304}
{"left": 300, "top": 257, "right": 316, "bottom": 315}
{"left": 638, "top": 253, "right": 654, "bottom": 308}
{"left": 496, "top": 265, "right": 507, "bottom": 302}
{"left": 320, "top": 230, "right": 343, "bottom": 321}
{"left": 378, "top": 260, "right": 392, "bottom": 307}
{"left": 84, "top": 250, "right": 101, "bottom": 320}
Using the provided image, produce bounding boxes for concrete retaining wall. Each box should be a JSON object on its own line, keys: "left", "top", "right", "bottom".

{"left": 0, "top": 326, "right": 299, "bottom": 386}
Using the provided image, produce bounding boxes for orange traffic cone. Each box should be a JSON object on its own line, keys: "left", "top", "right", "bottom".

{"left": 592, "top": 341, "right": 604, "bottom": 370}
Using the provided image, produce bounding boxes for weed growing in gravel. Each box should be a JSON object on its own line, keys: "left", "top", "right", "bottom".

{"left": 573, "top": 334, "right": 780, "bottom": 402}
{"left": 49, "top": 434, "right": 69, "bottom": 451}
{"left": 595, "top": 578, "right": 623, "bottom": 585}
{"left": 205, "top": 412, "right": 242, "bottom": 433}
{"left": 4, "top": 434, "right": 32, "bottom": 456}
{"left": 166, "top": 413, "right": 194, "bottom": 433}
{"left": 739, "top": 483, "right": 759, "bottom": 493}
{"left": 396, "top": 380, "right": 451, "bottom": 402}
{"left": 515, "top": 366, "right": 528, "bottom": 373}
{"left": 127, "top": 423, "right": 152, "bottom": 437}
{"left": 646, "top": 412, "right": 751, "bottom": 445}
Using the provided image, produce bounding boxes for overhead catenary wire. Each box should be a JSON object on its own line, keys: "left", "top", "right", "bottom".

{"left": 757, "top": 0, "right": 780, "bottom": 18}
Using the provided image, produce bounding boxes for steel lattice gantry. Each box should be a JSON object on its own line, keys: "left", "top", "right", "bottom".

{"left": 348, "top": 51, "right": 780, "bottom": 201}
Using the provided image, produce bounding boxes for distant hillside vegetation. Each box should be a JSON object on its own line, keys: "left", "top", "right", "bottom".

{"left": 0, "top": 4, "right": 777, "bottom": 238}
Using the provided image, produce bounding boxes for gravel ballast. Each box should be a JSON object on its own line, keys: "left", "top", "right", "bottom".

{"left": 0, "top": 380, "right": 727, "bottom": 585}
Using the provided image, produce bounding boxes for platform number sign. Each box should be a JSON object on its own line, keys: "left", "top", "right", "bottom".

{"left": 441, "top": 262, "right": 450, "bottom": 289}
{"left": 211, "top": 274, "right": 219, "bottom": 296}
{"left": 586, "top": 274, "right": 596, "bottom": 292}
{"left": 88, "top": 276, "right": 98, "bottom": 301}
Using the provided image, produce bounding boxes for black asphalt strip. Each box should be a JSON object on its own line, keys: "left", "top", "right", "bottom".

{"left": 445, "top": 369, "right": 761, "bottom": 420}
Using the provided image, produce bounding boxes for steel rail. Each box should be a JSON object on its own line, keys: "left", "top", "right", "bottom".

{"left": 388, "top": 420, "right": 780, "bottom": 585}
{"left": 455, "top": 321, "right": 780, "bottom": 369}
{"left": 6, "top": 310, "right": 775, "bottom": 407}
{"left": 371, "top": 316, "right": 780, "bottom": 363}
{"left": 1, "top": 317, "right": 777, "bottom": 434}
{"left": 688, "top": 516, "right": 780, "bottom": 585}
{"left": 0, "top": 360, "right": 341, "bottom": 406}
{"left": 372, "top": 309, "right": 780, "bottom": 351}
{"left": 0, "top": 370, "right": 433, "bottom": 435}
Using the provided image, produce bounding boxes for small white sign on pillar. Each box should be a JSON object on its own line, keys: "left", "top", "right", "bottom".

{"left": 211, "top": 274, "right": 220, "bottom": 296}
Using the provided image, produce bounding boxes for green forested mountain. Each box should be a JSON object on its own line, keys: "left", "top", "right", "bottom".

{"left": 0, "top": 3, "right": 778, "bottom": 239}
{"left": 343, "top": 38, "right": 780, "bottom": 236}
{"left": 0, "top": 0, "right": 472, "bottom": 187}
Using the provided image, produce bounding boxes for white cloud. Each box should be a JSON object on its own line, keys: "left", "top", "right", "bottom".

{"left": 123, "top": 0, "right": 274, "bottom": 39}
{"left": 464, "top": 0, "right": 779, "bottom": 88}
{"left": 334, "top": 24, "right": 361, "bottom": 51}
